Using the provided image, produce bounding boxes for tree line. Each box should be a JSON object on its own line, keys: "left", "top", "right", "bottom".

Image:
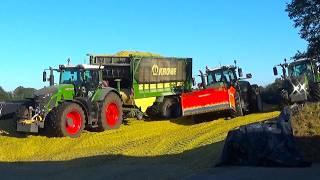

{"left": 0, "top": 86, "right": 36, "bottom": 101}
{"left": 286, "top": 0, "right": 320, "bottom": 59}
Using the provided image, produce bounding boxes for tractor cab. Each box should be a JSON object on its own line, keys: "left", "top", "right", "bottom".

{"left": 206, "top": 66, "right": 238, "bottom": 88}
{"left": 43, "top": 64, "right": 103, "bottom": 98}
{"left": 59, "top": 64, "right": 102, "bottom": 97}
{"left": 287, "top": 59, "right": 319, "bottom": 82}
{"left": 204, "top": 64, "right": 251, "bottom": 89}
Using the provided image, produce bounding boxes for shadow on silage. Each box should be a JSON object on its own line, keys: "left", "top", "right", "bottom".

{"left": 0, "top": 140, "right": 225, "bottom": 180}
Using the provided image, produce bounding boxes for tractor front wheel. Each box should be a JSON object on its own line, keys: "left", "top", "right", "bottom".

{"left": 55, "top": 103, "right": 85, "bottom": 138}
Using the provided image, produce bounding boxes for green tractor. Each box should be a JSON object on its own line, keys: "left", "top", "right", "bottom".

{"left": 16, "top": 64, "right": 123, "bottom": 138}
{"left": 273, "top": 58, "right": 320, "bottom": 105}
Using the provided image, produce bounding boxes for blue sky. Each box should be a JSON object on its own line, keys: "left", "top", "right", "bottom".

{"left": 0, "top": 0, "right": 306, "bottom": 91}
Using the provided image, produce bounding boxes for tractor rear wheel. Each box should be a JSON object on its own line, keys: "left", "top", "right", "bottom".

{"left": 97, "top": 92, "right": 123, "bottom": 131}
{"left": 55, "top": 102, "right": 85, "bottom": 138}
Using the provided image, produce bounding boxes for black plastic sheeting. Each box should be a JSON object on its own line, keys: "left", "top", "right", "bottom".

{"left": 217, "top": 107, "right": 311, "bottom": 167}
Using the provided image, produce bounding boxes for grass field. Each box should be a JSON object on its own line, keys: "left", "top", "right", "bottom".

{"left": 0, "top": 111, "right": 279, "bottom": 179}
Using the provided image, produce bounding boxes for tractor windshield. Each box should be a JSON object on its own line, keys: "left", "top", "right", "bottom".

{"left": 60, "top": 68, "right": 100, "bottom": 90}
{"left": 207, "top": 68, "right": 236, "bottom": 85}
{"left": 288, "top": 61, "right": 312, "bottom": 78}
{"left": 60, "top": 68, "right": 82, "bottom": 85}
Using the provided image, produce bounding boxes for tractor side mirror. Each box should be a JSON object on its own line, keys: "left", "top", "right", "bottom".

{"left": 273, "top": 67, "right": 278, "bottom": 76}
{"left": 238, "top": 68, "right": 243, "bottom": 77}
{"left": 246, "top": 73, "right": 252, "bottom": 79}
{"left": 49, "top": 74, "right": 54, "bottom": 86}
{"left": 282, "top": 68, "right": 287, "bottom": 78}
{"left": 43, "top": 71, "right": 47, "bottom": 82}
{"left": 199, "top": 70, "right": 207, "bottom": 89}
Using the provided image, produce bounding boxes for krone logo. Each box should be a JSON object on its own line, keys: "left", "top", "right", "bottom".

{"left": 152, "top": 65, "right": 159, "bottom": 76}
{"left": 151, "top": 64, "right": 177, "bottom": 76}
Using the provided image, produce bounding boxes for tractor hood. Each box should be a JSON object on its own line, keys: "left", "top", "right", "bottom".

{"left": 33, "top": 84, "right": 75, "bottom": 109}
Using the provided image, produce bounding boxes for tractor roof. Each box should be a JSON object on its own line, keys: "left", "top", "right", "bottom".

{"left": 206, "top": 65, "right": 236, "bottom": 72}
{"left": 290, "top": 58, "right": 316, "bottom": 66}
{"left": 59, "top": 64, "right": 104, "bottom": 70}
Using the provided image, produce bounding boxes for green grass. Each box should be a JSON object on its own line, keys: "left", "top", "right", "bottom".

{"left": 0, "top": 112, "right": 279, "bottom": 162}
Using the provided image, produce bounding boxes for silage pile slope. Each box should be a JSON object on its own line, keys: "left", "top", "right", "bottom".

{"left": 0, "top": 112, "right": 279, "bottom": 162}
{"left": 291, "top": 103, "right": 320, "bottom": 162}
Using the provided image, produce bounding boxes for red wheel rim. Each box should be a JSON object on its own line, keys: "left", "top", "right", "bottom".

{"left": 65, "top": 110, "right": 82, "bottom": 135}
{"left": 105, "top": 103, "right": 119, "bottom": 127}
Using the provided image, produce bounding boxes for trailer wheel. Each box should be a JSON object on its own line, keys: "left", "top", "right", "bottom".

{"left": 146, "top": 103, "right": 161, "bottom": 119}
{"left": 161, "top": 98, "right": 176, "bottom": 119}
{"left": 55, "top": 103, "right": 85, "bottom": 138}
{"left": 97, "top": 92, "right": 123, "bottom": 131}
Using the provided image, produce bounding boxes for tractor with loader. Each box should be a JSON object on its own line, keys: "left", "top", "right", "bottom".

{"left": 273, "top": 58, "right": 320, "bottom": 106}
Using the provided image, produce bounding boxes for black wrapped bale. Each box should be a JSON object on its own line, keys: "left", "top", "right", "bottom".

{"left": 217, "top": 107, "right": 311, "bottom": 167}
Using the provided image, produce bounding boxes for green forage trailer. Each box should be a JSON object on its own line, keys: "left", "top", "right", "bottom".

{"left": 89, "top": 55, "right": 193, "bottom": 119}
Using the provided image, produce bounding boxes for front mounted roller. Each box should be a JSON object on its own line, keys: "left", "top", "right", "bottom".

{"left": 97, "top": 92, "right": 123, "bottom": 131}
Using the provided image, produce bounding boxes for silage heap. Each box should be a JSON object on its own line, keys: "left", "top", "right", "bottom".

{"left": 291, "top": 103, "right": 320, "bottom": 162}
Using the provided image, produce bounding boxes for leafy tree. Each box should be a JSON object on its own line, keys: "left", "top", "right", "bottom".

{"left": 260, "top": 78, "right": 284, "bottom": 104}
{"left": 0, "top": 86, "right": 36, "bottom": 101}
{"left": 286, "top": 0, "right": 320, "bottom": 59}
{"left": 12, "top": 86, "right": 36, "bottom": 100}
{"left": 0, "top": 87, "right": 11, "bottom": 101}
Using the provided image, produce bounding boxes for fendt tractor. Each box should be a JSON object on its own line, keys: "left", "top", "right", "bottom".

{"left": 273, "top": 58, "right": 320, "bottom": 105}
{"left": 16, "top": 63, "right": 123, "bottom": 138}
{"left": 146, "top": 61, "right": 263, "bottom": 118}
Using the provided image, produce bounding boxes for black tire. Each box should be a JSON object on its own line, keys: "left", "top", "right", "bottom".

{"left": 234, "top": 92, "right": 244, "bottom": 117}
{"left": 97, "top": 92, "right": 123, "bottom": 131}
{"left": 146, "top": 103, "right": 161, "bottom": 119}
{"left": 310, "top": 83, "right": 320, "bottom": 101}
{"left": 54, "top": 102, "right": 85, "bottom": 138}
{"left": 171, "top": 101, "right": 182, "bottom": 118}
{"left": 160, "top": 98, "right": 176, "bottom": 119}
